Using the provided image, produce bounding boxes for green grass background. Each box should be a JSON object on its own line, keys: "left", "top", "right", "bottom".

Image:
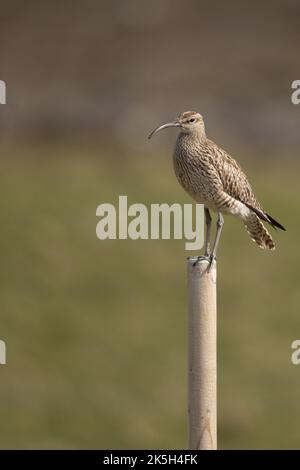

{"left": 0, "top": 144, "right": 299, "bottom": 449}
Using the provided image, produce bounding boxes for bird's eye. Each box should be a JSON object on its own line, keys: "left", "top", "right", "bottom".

{"left": 189, "top": 118, "right": 196, "bottom": 123}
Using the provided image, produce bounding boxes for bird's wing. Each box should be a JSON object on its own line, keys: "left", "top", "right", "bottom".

{"left": 205, "top": 140, "right": 285, "bottom": 230}
{"left": 206, "top": 140, "right": 261, "bottom": 209}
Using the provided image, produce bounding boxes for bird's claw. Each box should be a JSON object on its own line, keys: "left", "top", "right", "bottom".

{"left": 207, "top": 254, "right": 216, "bottom": 272}
{"left": 192, "top": 255, "right": 210, "bottom": 267}
{"left": 191, "top": 254, "right": 216, "bottom": 272}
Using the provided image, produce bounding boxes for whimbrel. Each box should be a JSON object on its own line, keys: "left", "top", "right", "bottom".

{"left": 148, "top": 111, "right": 285, "bottom": 268}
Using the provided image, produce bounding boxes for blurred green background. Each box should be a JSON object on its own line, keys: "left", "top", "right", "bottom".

{"left": 0, "top": 0, "right": 300, "bottom": 449}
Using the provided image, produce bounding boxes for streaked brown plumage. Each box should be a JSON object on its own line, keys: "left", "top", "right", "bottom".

{"left": 148, "top": 111, "right": 285, "bottom": 264}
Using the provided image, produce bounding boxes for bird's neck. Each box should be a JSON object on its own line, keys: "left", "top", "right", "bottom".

{"left": 178, "top": 129, "right": 207, "bottom": 145}
{"left": 175, "top": 131, "right": 207, "bottom": 160}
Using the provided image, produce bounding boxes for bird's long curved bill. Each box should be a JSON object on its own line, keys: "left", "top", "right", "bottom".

{"left": 148, "top": 122, "right": 180, "bottom": 139}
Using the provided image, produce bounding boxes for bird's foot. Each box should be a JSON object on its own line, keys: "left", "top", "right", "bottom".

{"left": 207, "top": 254, "right": 216, "bottom": 273}
{"left": 191, "top": 255, "right": 210, "bottom": 267}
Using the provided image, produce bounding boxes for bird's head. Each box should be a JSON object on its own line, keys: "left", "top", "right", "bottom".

{"left": 148, "top": 111, "right": 205, "bottom": 139}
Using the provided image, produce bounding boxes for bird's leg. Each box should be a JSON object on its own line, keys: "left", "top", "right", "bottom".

{"left": 192, "top": 207, "right": 212, "bottom": 266}
{"left": 204, "top": 207, "right": 212, "bottom": 257}
{"left": 208, "top": 211, "right": 224, "bottom": 271}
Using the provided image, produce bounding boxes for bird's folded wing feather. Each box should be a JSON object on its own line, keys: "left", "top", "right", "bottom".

{"left": 206, "top": 140, "right": 262, "bottom": 211}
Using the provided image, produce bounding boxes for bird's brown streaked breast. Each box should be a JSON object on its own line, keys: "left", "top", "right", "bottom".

{"left": 173, "top": 136, "right": 216, "bottom": 207}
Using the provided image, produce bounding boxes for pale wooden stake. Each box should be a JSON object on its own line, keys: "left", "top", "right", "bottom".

{"left": 187, "top": 257, "right": 217, "bottom": 450}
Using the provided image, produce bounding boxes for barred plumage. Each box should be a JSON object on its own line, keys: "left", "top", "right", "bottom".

{"left": 148, "top": 110, "right": 285, "bottom": 265}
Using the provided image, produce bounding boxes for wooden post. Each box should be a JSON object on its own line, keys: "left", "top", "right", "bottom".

{"left": 187, "top": 257, "right": 217, "bottom": 450}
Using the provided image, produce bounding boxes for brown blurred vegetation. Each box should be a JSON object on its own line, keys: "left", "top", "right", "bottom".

{"left": 0, "top": 0, "right": 300, "bottom": 154}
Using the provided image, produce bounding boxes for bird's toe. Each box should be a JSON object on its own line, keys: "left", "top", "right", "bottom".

{"left": 191, "top": 255, "right": 210, "bottom": 267}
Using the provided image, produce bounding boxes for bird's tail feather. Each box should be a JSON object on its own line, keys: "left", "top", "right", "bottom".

{"left": 243, "top": 201, "right": 286, "bottom": 231}
{"left": 244, "top": 213, "right": 275, "bottom": 250}
{"left": 265, "top": 212, "right": 286, "bottom": 231}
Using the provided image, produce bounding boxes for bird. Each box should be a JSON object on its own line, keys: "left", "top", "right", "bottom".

{"left": 148, "top": 111, "right": 285, "bottom": 268}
